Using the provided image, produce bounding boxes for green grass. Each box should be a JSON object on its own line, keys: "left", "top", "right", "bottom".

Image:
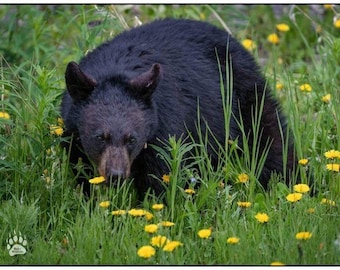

{"left": 0, "top": 4, "right": 339, "bottom": 265}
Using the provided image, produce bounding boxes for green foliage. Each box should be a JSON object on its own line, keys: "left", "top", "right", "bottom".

{"left": 0, "top": 4, "right": 339, "bottom": 265}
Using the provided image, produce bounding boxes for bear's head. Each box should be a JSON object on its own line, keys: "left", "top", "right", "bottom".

{"left": 65, "top": 62, "right": 161, "bottom": 184}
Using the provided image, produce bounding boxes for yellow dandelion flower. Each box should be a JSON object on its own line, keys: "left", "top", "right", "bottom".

{"left": 152, "top": 203, "right": 164, "bottom": 211}
{"left": 321, "top": 94, "right": 331, "bottom": 103}
{"left": 293, "top": 184, "right": 310, "bottom": 194}
{"left": 137, "top": 245, "right": 156, "bottom": 259}
{"left": 237, "top": 201, "right": 252, "bottom": 208}
{"left": 320, "top": 198, "right": 336, "bottom": 206}
{"left": 296, "top": 231, "right": 312, "bottom": 240}
{"left": 334, "top": 18, "right": 340, "bottom": 28}
{"left": 50, "top": 125, "right": 64, "bottom": 136}
{"left": 144, "top": 211, "right": 154, "bottom": 221}
{"left": 185, "top": 188, "right": 196, "bottom": 195}
{"left": 271, "top": 261, "right": 285, "bottom": 266}
{"left": 276, "top": 23, "right": 290, "bottom": 32}
{"left": 324, "top": 4, "right": 334, "bottom": 9}
{"left": 111, "top": 209, "right": 126, "bottom": 216}
{"left": 255, "top": 212, "right": 269, "bottom": 223}
{"left": 286, "top": 192, "right": 303, "bottom": 202}
{"left": 242, "top": 39, "right": 256, "bottom": 51}
{"left": 226, "top": 237, "right": 240, "bottom": 244}
{"left": 150, "top": 235, "right": 170, "bottom": 247}
{"left": 237, "top": 173, "right": 249, "bottom": 183}
{"left": 299, "top": 83, "right": 312, "bottom": 92}
{"left": 57, "top": 117, "right": 64, "bottom": 127}
{"left": 306, "top": 208, "right": 315, "bottom": 214}
{"left": 162, "top": 174, "right": 170, "bottom": 184}
{"left": 144, "top": 224, "right": 158, "bottom": 234}
{"left": 128, "top": 208, "right": 146, "bottom": 217}
{"left": 326, "top": 163, "right": 340, "bottom": 172}
{"left": 99, "top": 201, "right": 110, "bottom": 208}
{"left": 163, "top": 241, "right": 183, "bottom": 252}
{"left": 276, "top": 83, "right": 284, "bottom": 91}
{"left": 324, "top": 150, "right": 340, "bottom": 159}
{"left": 89, "top": 176, "right": 105, "bottom": 184}
{"left": 267, "top": 33, "right": 280, "bottom": 44}
{"left": 159, "top": 221, "right": 175, "bottom": 227}
{"left": 298, "top": 159, "right": 309, "bottom": 166}
{"left": 198, "top": 228, "right": 212, "bottom": 239}
{"left": 0, "top": 111, "right": 10, "bottom": 120}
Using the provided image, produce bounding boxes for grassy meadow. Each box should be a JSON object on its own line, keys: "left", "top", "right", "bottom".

{"left": 0, "top": 4, "right": 339, "bottom": 265}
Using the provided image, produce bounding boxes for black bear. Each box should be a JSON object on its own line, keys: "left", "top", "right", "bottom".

{"left": 61, "top": 18, "right": 296, "bottom": 198}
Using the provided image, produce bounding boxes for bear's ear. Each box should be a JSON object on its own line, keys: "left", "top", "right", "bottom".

{"left": 65, "top": 61, "right": 97, "bottom": 101}
{"left": 129, "top": 63, "right": 162, "bottom": 100}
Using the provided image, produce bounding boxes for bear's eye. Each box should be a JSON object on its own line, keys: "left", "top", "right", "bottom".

{"left": 125, "top": 135, "right": 137, "bottom": 146}
{"left": 95, "top": 133, "right": 110, "bottom": 142}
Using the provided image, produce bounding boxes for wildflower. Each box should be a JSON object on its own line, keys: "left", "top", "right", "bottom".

{"left": 324, "top": 150, "right": 340, "bottom": 159}
{"left": 255, "top": 212, "right": 269, "bottom": 223}
{"left": 137, "top": 245, "right": 156, "bottom": 259}
{"left": 144, "top": 211, "right": 154, "bottom": 221}
{"left": 299, "top": 83, "right": 312, "bottom": 92}
{"left": 185, "top": 188, "right": 195, "bottom": 195}
{"left": 295, "top": 231, "right": 312, "bottom": 240}
{"left": 152, "top": 203, "right": 164, "bottom": 211}
{"left": 293, "top": 184, "right": 310, "bottom": 194}
{"left": 50, "top": 125, "right": 64, "bottom": 136}
{"left": 326, "top": 163, "right": 340, "bottom": 172}
{"left": 198, "top": 228, "right": 212, "bottom": 239}
{"left": 162, "top": 174, "right": 170, "bottom": 184}
{"left": 57, "top": 117, "right": 64, "bottom": 127}
{"left": 237, "top": 201, "right": 252, "bottom": 208}
{"left": 128, "top": 208, "right": 146, "bottom": 217}
{"left": 271, "top": 261, "right": 285, "bottom": 266}
{"left": 163, "top": 241, "right": 183, "bottom": 252}
{"left": 306, "top": 208, "right": 315, "bottom": 214}
{"left": 111, "top": 209, "right": 126, "bottom": 216}
{"left": 276, "top": 23, "right": 290, "bottom": 32}
{"left": 159, "top": 221, "right": 175, "bottom": 227}
{"left": 99, "top": 201, "right": 110, "bottom": 208}
{"left": 321, "top": 94, "right": 331, "bottom": 103}
{"left": 150, "top": 235, "right": 169, "bottom": 247}
{"left": 237, "top": 173, "right": 249, "bottom": 183}
{"left": 0, "top": 111, "right": 10, "bottom": 120}
{"left": 298, "top": 159, "right": 309, "bottom": 166}
{"left": 267, "top": 33, "right": 280, "bottom": 44}
{"left": 334, "top": 18, "right": 340, "bottom": 28}
{"left": 286, "top": 192, "right": 303, "bottom": 202}
{"left": 226, "top": 237, "right": 240, "bottom": 244}
{"left": 276, "top": 83, "right": 284, "bottom": 91}
{"left": 321, "top": 198, "right": 336, "bottom": 206}
{"left": 242, "top": 39, "right": 256, "bottom": 51}
{"left": 144, "top": 224, "right": 158, "bottom": 234}
{"left": 89, "top": 176, "right": 105, "bottom": 184}
{"left": 324, "top": 4, "right": 334, "bottom": 9}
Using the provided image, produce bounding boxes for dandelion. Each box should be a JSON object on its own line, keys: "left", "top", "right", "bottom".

{"left": 293, "top": 184, "right": 310, "bottom": 194}
{"left": 237, "top": 201, "right": 252, "bottom": 208}
{"left": 198, "top": 228, "right": 212, "bottom": 239}
{"left": 299, "top": 83, "right": 312, "bottom": 92}
{"left": 163, "top": 241, "right": 183, "bottom": 252}
{"left": 326, "top": 163, "right": 340, "bottom": 172}
{"left": 286, "top": 192, "right": 303, "bottom": 202}
{"left": 144, "top": 224, "right": 158, "bottom": 234}
{"left": 321, "top": 94, "right": 331, "bottom": 103}
{"left": 152, "top": 204, "right": 164, "bottom": 211}
{"left": 137, "top": 245, "right": 156, "bottom": 259}
{"left": 159, "top": 221, "right": 175, "bottom": 227}
{"left": 0, "top": 111, "right": 10, "bottom": 120}
{"left": 144, "top": 211, "right": 154, "bottom": 221}
{"left": 99, "top": 201, "right": 110, "bottom": 208}
{"left": 324, "top": 150, "right": 340, "bottom": 159}
{"left": 226, "top": 237, "right": 240, "bottom": 244}
{"left": 242, "top": 39, "right": 256, "bottom": 51}
{"left": 128, "top": 208, "right": 146, "bottom": 217}
{"left": 324, "top": 4, "right": 334, "bottom": 9}
{"left": 267, "top": 33, "right": 280, "bottom": 44}
{"left": 321, "top": 198, "right": 336, "bottom": 206}
{"left": 50, "top": 125, "right": 64, "bottom": 136}
{"left": 334, "top": 18, "right": 340, "bottom": 28}
{"left": 276, "top": 23, "right": 290, "bottom": 32}
{"left": 150, "top": 235, "right": 170, "bottom": 247}
{"left": 271, "top": 261, "right": 285, "bottom": 266}
{"left": 111, "top": 209, "right": 126, "bottom": 216}
{"left": 298, "top": 159, "right": 309, "bottom": 166}
{"left": 296, "top": 231, "right": 312, "bottom": 240}
{"left": 57, "top": 117, "right": 64, "bottom": 127}
{"left": 185, "top": 188, "right": 195, "bottom": 195}
{"left": 276, "top": 83, "right": 284, "bottom": 91}
{"left": 306, "top": 208, "right": 315, "bottom": 214}
{"left": 255, "top": 212, "right": 269, "bottom": 223}
{"left": 162, "top": 174, "right": 170, "bottom": 184}
{"left": 237, "top": 173, "right": 249, "bottom": 183}
{"left": 89, "top": 176, "right": 105, "bottom": 184}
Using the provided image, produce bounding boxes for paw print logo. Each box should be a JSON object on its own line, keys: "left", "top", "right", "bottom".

{"left": 7, "top": 231, "right": 27, "bottom": 256}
